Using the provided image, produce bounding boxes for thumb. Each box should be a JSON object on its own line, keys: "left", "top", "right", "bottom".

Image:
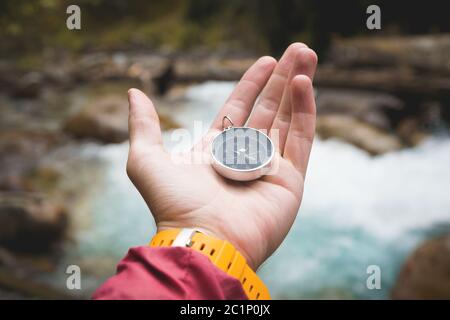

{"left": 128, "top": 88, "right": 163, "bottom": 147}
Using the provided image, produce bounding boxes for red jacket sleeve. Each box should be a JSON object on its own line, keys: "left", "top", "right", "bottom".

{"left": 92, "top": 246, "right": 248, "bottom": 300}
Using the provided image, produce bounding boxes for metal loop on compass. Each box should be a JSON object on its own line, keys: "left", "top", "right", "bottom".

{"left": 222, "top": 116, "right": 234, "bottom": 130}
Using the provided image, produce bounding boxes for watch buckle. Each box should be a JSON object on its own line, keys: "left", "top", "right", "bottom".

{"left": 171, "top": 228, "right": 198, "bottom": 247}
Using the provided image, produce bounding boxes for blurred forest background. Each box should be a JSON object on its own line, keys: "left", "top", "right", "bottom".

{"left": 1, "top": 0, "right": 450, "bottom": 57}
{"left": 0, "top": 0, "right": 449, "bottom": 299}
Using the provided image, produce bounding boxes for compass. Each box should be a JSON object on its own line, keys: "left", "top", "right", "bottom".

{"left": 211, "top": 116, "right": 274, "bottom": 181}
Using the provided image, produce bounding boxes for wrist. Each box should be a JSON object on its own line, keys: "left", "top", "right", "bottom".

{"left": 150, "top": 226, "right": 271, "bottom": 300}
{"left": 156, "top": 223, "right": 260, "bottom": 270}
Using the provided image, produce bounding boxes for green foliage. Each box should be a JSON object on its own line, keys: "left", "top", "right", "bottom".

{"left": 1, "top": 0, "right": 448, "bottom": 59}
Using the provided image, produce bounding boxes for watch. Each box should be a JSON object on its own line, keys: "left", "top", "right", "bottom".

{"left": 211, "top": 116, "right": 274, "bottom": 181}
{"left": 149, "top": 228, "right": 271, "bottom": 300}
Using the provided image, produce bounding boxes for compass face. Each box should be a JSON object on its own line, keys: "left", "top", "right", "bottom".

{"left": 212, "top": 127, "right": 273, "bottom": 171}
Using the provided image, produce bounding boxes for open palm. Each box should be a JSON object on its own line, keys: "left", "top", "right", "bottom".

{"left": 126, "top": 43, "right": 318, "bottom": 270}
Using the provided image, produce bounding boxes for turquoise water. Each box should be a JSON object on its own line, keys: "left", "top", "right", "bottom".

{"left": 74, "top": 82, "right": 450, "bottom": 299}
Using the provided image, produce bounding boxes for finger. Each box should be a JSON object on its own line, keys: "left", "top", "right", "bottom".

{"left": 209, "top": 56, "right": 276, "bottom": 131}
{"left": 283, "top": 75, "right": 316, "bottom": 176}
{"left": 247, "top": 42, "right": 307, "bottom": 130}
{"left": 271, "top": 48, "right": 318, "bottom": 152}
{"left": 128, "top": 88, "right": 163, "bottom": 147}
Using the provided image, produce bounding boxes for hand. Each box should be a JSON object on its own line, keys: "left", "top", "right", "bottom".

{"left": 126, "top": 43, "right": 318, "bottom": 270}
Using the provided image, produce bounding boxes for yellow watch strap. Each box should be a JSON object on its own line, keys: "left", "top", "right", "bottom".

{"left": 149, "top": 229, "right": 271, "bottom": 300}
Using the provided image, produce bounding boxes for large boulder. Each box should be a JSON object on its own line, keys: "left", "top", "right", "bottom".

{"left": 0, "top": 130, "right": 63, "bottom": 191}
{"left": 63, "top": 94, "right": 130, "bottom": 143}
{"left": 315, "top": 88, "right": 431, "bottom": 149}
{"left": 0, "top": 129, "right": 68, "bottom": 254}
{"left": 316, "top": 88, "right": 403, "bottom": 130}
{"left": 0, "top": 192, "right": 67, "bottom": 253}
{"left": 316, "top": 115, "right": 403, "bottom": 155}
{"left": 391, "top": 234, "right": 450, "bottom": 299}
{"left": 316, "top": 34, "right": 450, "bottom": 98}
{"left": 315, "top": 65, "right": 450, "bottom": 96}
{"left": 63, "top": 94, "right": 180, "bottom": 144}
{"left": 326, "top": 34, "right": 450, "bottom": 75}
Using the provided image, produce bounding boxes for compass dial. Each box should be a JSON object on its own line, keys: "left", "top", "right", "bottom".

{"left": 212, "top": 127, "right": 273, "bottom": 171}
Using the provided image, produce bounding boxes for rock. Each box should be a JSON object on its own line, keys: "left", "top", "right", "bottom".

{"left": 315, "top": 33, "right": 450, "bottom": 134}
{"left": 63, "top": 94, "right": 180, "bottom": 143}
{"left": 391, "top": 234, "right": 450, "bottom": 299}
{"left": 63, "top": 94, "right": 129, "bottom": 143}
{"left": 327, "top": 34, "right": 450, "bottom": 76}
{"left": 315, "top": 65, "right": 450, "bottom": 96}
{"left": 12, "top": 72, "right": 45, "bottom": 98}
{"left": 315, "top": 88, "right": 433, "bottom": 148}
{"left": 0, "top": 244, "right": 78, "bottom": 299}
{"left": 316, "top": 88, "right": 403, "bottom": 130}
{"left": 0, "top": 192, "right": 68, "bottom": 253}
{"left": 0, "top": 268, "right": 75, "bottom": 299}
{"left": 0, "top": 130, "right": 63, "bottom": 191}
{"left": 316, "top": 115, "right": 403, "bottom": 155}
{"left": 316, "top": 34, "right": 450, "bottom": 96}
{"left": 0, "top": 130, "right": 69, "bottom": 255}
{"left": 0, "top": 63, "right": 46, "bottom": 98}
{"left": 396, "top": 118, "right": 429, "bottom": 147}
